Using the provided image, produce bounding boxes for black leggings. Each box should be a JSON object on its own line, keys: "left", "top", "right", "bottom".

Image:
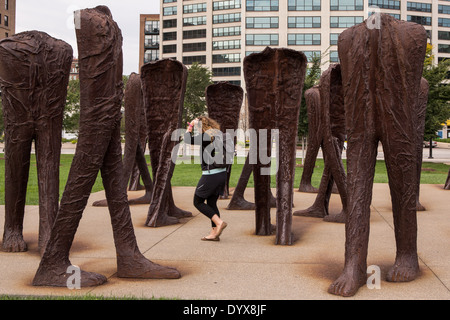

{"left": 194, "top": 194, "right": 220, "bottom": 227}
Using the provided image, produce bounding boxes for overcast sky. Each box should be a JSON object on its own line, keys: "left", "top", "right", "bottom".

{"left": 16, "top": 0, "right": 161, "bottom": 75}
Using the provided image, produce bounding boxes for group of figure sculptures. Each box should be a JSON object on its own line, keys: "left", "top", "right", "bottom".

{"left": 0, "top": 6, "right": 448, "bottom": 297}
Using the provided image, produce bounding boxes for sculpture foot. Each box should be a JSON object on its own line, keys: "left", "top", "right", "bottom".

{"left": 293, "top": 206, "right": 325, "bottom": 218}
{"left": 169, "top": 207, "right": 192, "bottom": 219}
{"left": 33, "top": 264, "right": 107, "bottom": 287}
{"left": 117, "top": 253, "right": 181, "bottom": 279}
{"left": 128, "top": 192, "right": 151, "bottom": 205}
{"left": 226, "top": 198, "right": 256, "bottom": 210}
{"left": 416, "top": 202, "right": 426, "bottom": 212}
{"left": 146, "top": 213, "right": 179, "bottom": 227}
{"left": 2, "top": 232, "right": 28, "bottom": 252}
{"left": 92, "top": 199, "right": 108, "bottom": 207}
{"left": 386, "top": 255, "right": 420, "bottom": 282}
{"left": 323, "top": 211, "right": 346, "bottom": 223}
{"left": 298, "top": 184, "right": 319, "bottom": 193}
{"left": 328, "top": 266, "right": 367, "bottom": 297}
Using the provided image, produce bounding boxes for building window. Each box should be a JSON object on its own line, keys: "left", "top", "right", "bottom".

{"left": 439, "top": 31, "right": 450, "bottom": 41}
{"left": 407, "top": 15, "right": 432, "bottom": 26}
{"left": 214, "top": 0, "right": 242, "bottom": 11}
{"left": 213, "top": 13, "right": 241, "bottom": 24}
{"left": 183, "top": 3, "right": 207, "bottom": 14}
{"left": 330, "top": 16, "right": 364, "bottom": 28}
{"left": 246, "top": 17, "right": 279, "bottom": 29}
{"left": 144, "top": 35, "right": 159, "bottom": 48}
{"left": 163, "top": 0, "right": 177, "bottom": 3}
{"left": 330, "top": 51, "right": 339, "bottom": 62}
{"left": 439, "top": 18, "right": 450, "bottom": 27}
{"left": 368, "top": 0, "right": 400, "bottom": 10}
{"left": 144, "top": 50, "right": 159, "bottom": 63}
{"left": 163, "top": 19, "right": 177, "bottom": 29}
{"left": 4, "top": 15, "right": 8, "bottom": 27}
{"left": 163, "top": 31, "right": 177, "bottom": 41}
{"left": 183, "top": 42, "right": 207, "bottom": 52}
{"left": 438, "top": 44, "right": 450, "bottom": 54}
{"left": 184, "top": 16, "right": 207, "bottom": 26}
{"left": 212, "top": 53, "right": 241, "bottom": 63}
{"left": 288, "top": 16, "right": 321, "bottom": 28}
{"left": 439, "top": 5, "right": 450, "bottom": 14}
{"left": 145, "top": 20, "right": 159, "bottom": 34}
{"left": 163, "top": 44, "right": 177, "bottom": 54}
{"left": 212, "top": 67, "right": 241, "bottom": 77}
{"left": 303, "top": 51, "right": 321, "bottom": 62}
{"left": 407, "top": 2, "right": 432, "bottom": 13}
{"left": 246, "top": 0, "right": 279, "bottom": 12}
{"left": 163, "top": 6, "right": 177, "bottom": 16}
{"left": 213, "top": 26, "right": 241, "bottom": 37}
{"left": 246, "top": 34, "right": 279, "bottom": 46}
{"left": 183, "top": 55, "right": 207, "bottom": 65}
{"left": 330, "top": 33, "right": 340, "bottom": 45}
{"left": 287, "top": 33, "right": 321, "bottom": 45}
{"left": 288, "top": 0, "right": 321, "bottom": 11}
{"left": 330, "top": 0, "right": 363, "bottom": 11}
{"left": 5, "top": 0, "right": 9, "bottom": 10}
{"left": 183, "top": 29, "right": 207, "bottom": 39}
{"left": 212, "top": 39, "right": 241, "bottom": 50}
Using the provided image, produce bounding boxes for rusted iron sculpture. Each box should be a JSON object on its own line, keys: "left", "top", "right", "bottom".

{"left": 445, "top": 169, "right": 450, "bottom": 190}
{"left": 142, "top": 59, "right": 192, "bottom": 227}
{"left": 328, "top": 14, "right": 427, "bottom": 297}
{"left": 294, "top": 64, "right": 347, "bottom": 223}
{"left": 206, "top": 81, "right": 243, "bottom": 199}
{"left": 244, "top": 47, "right": 307, "bottom": 245}
{"left": 0, "top": 31, "right": 72, "bottom": 254}
{"left": 33, "top": 6, "right": 180, "bottom": 287}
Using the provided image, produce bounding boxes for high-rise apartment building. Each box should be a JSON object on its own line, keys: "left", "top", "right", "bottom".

{"left": 0, "top": 0, "right": 15, "bottom": 39}
{"left": 157, "top": 0, "right": 450, "bottom": 87}
{"left": 139, "top": 14, "right": 161, "bottom": 70}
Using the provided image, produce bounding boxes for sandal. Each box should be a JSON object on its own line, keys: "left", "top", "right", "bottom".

{"left": 201, "top": 236, "right": 220, "bottom": 241}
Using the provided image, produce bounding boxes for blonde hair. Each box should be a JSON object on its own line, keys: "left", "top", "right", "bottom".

{"left": 198, "top": 116, "right": 221, "bottom": 140}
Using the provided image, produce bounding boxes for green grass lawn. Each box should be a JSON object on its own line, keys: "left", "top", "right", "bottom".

{"left": 0, "top": 153, "right": 448, "bottom": 205}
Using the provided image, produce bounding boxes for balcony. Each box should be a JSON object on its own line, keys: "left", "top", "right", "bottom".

{"left": 145, "top": 27, "right": 160, "bottom": 35}
{"left": 144, "top": 41, "right": 160, "bottom": 49}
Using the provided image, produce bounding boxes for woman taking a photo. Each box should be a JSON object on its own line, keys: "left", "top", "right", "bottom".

{"left": 185, "top": 116, "right": 228, "bottom": 241}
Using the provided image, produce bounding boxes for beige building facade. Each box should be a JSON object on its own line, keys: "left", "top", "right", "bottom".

{"left": 0, "top": 0, "right": 15, "bottom": 39}
{"left": 158, "top": 0, "right": 450, "bottom": 87}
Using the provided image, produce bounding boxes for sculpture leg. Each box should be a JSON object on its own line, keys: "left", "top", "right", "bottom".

{"left": 226, "top": 154, "right": 255, "bottom": 210}
{"left": 445, "top": 169, "right": 450, "bottom": 190}
{"left": 2, "top": 124, "right": 33, "bottom": 252}
{"left": 35, "top": 115, "right": 63, "bottom": 254}
{"left": 328, "top": 134, "right": 378, "bottom": 297}
{"left": 381, "top": 135, "right": 419, "bottom": 282}
{"left": 298, "top": 137, "right": 320, "bottom": 193}
{"left": 102, "top": 125, "right": 180, "bottom": 279}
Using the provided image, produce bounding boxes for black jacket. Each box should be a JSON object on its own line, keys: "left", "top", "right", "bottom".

{"left": 184, "top": 132, "right": 221, "bottom": 172}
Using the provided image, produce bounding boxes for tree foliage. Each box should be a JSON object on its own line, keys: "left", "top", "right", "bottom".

{"left": 183, "top": 62, "right": 213, "bottom": 126}
{"left": 422, "top": 44, "right": 450, "bottom": 140}
{"left": 63, "top": 79, "right": 81, "bottom": 135}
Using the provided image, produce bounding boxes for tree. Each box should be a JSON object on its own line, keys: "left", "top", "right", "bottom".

{"left": 183, "top": 62, "right": 213, "bottom": 126}
{"left": 422, "top": 44, "right": 450, "bottom": 141}
{"left": 63, "top": 79, "right": 81, "bottom": 135}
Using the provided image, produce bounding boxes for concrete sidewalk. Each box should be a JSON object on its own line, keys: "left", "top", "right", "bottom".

{"left": 0, "top": 184, "right": 449, "bottom": 300}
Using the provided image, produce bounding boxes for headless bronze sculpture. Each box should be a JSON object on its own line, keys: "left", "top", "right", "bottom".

{"left": 142, "top": 59, "right": 192, "bottom": 228}
{"left": 415, "top": 78, "right": 429, "bottom": 211}
{"left": 0, "top": 31, "right": 72, "bottom": 254}
{"left": 206, "top": 81, "right": 243, "bottom": 199}
{"left": 294, "top": 64, "right": 347, "bottom": 223}
{"left": 328, "top": 14, "right": 427, "bottom": 297}
{"left": 33, "top": 6, "right": 180, "bottom": 287}
{"left": 244, "top": 47, "right": 307, "bottom": 245}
